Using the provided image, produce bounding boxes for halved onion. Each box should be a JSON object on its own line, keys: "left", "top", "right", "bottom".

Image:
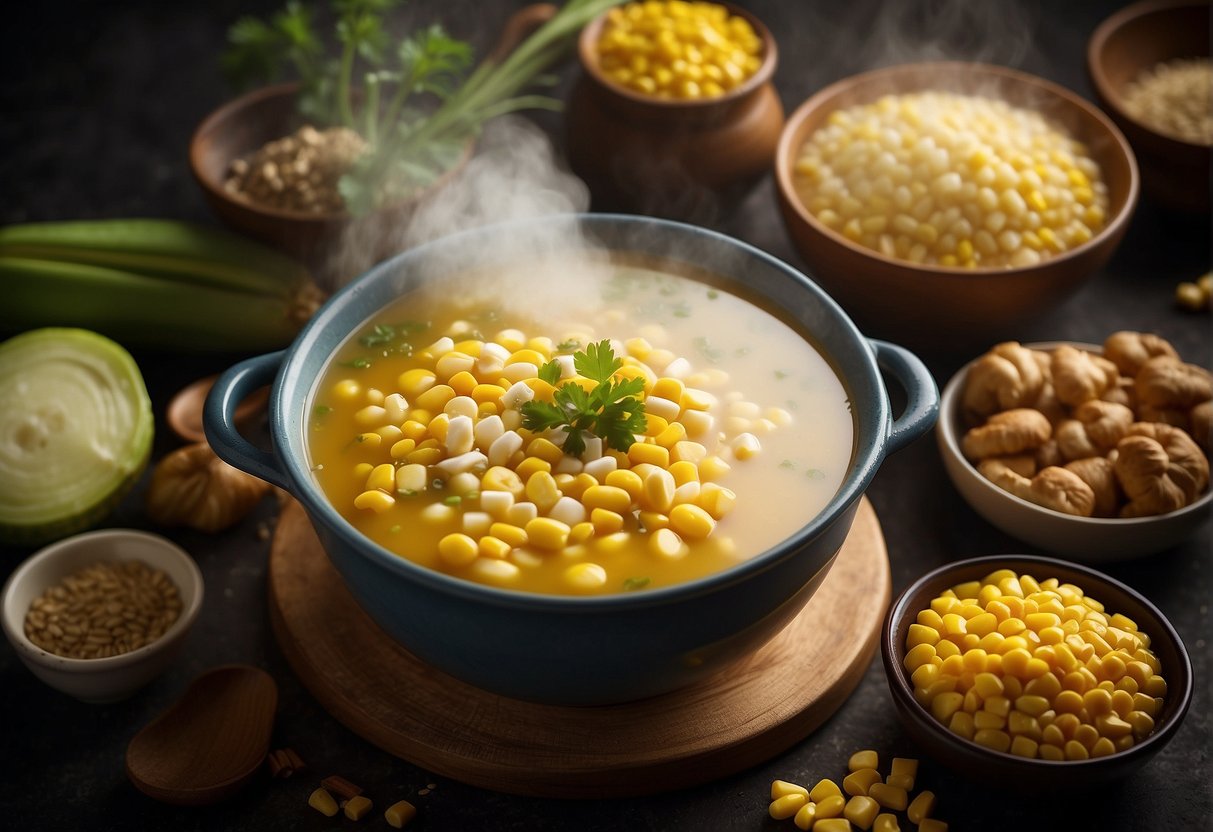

{"left": 0, "top": 328, "right": 153, "bottom": 545}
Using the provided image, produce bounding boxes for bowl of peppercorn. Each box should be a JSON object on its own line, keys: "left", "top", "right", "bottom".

{"left": 1, "top": 529, "right": 204, "bottom": 703}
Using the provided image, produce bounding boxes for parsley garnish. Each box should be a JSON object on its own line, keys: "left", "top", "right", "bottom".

{"left": 537, "top": 359, "right": 562, "bottom": 386}
{"left": 623, "top": 576, "right": 651, "bottom": 591}
{"left": 520, "top": 340, "right": 647, "bottom": 457}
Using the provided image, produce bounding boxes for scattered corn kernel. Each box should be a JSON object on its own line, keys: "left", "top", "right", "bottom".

{"left": 843, "top": 768, "right": 882, "bottom": 796}
{"left": 308, "top": 788, "right": 339, "bottom": 817}
{"left": 344, "top": 794, "right": 373, "bottom": 821}
{"left": 844, "top": 795, "right": 880, "bottom": 830}
{"left": 770, "top": 793, "right": 809, "bottom": 820}
{"left": 384, "top": 799, "right": 417, "bottom": 828}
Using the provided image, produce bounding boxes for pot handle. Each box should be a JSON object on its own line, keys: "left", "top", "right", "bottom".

{"left": 871, "top": 339, "right": 939, "bottom": 455}
{"left": 203, "top": 351, "right": 291, "bottom": 492}
{"left": 487, "top": 4, "right": 559, "bottom": 64}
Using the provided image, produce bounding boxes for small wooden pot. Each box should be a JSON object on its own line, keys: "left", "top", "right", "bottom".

{"left": 565, "top": 3, "right": 784, "bottom": 222}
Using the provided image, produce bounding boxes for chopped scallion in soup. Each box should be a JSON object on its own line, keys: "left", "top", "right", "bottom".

{"left": 307, "top": 263, "right": 854, "bottom": 595}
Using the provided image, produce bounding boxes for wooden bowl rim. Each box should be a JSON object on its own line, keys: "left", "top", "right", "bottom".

{"left": 881, "top": 553, "right": 1195, "bottom": 773}
{"left": 576, "top": 0, "right": 778, "bottom": 110}
{"left": 937, "top": 339, "right": 1213, "bottom": 528}
{"left": 774, "top": 61, "right": 1140, "bottom": 280}
{"left": 188, "top": 82, "right": 473, "bottom": 224}
{"left": 1086, "top": 0, "right": 1212, "bottom": 153}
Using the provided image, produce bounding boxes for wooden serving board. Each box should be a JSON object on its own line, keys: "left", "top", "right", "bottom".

{"left": 268, "top": 497, "right": 891, "bottom": 798}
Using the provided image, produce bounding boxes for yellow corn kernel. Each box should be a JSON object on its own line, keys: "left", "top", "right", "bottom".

{"left": 815, "top": 794, "right": 846, "bottom": 820}
{"left": 642, "top": 413, "right": 670, "bottom": 437}
{"left": 874, "top": 813, "right": 901, "bottom": 832}
{"left": 794, "top": 802, "right": 818, "bottom": 831}
{"left": 479, "top": 536, "right": 512, "bottom": 560}
{"left": 669, "top": 503, "right": 715, "bottom": 540}
{"left": 815, "top": 821, "right": 852, "bottom": 832}
{"left": 344, "top": 795, "right": 373, "bottom": 821}
{"left": 973, "top": 710, "right": 1005, "bottom": 731}
{"left": 384, "top": 799, "right": 417, "bottom": 828}
{"left": 771, "top": 780, "right": 810, "bottom": 800}
{"left": 364, "top": 463, "right": 394, "bottom": 493}
{"left": 511, "top": 453, "right": 549, "bottom": 480}
{"left": 354, "top": 490, "right": 395, "bottom": 513}
{"left": 809, "top": 778, "right": 842, "bottom": 803}
{"left": 919, "top": 820, "right": 948, "bottom": 832}
{"left": 769, "top": 793, "right": 808, "bottom": 820}
{"left": 438, "top": 533, "right": 478, "bottom": 567}
{"left": 847, "top": 749, "right": 879, "bottom": 772}
{"left": 1064, "top": 739, "right": 1090, "bottom": 760}
{"left": 526, "top": 517, "right": 570, "bottom": 551}
{"left": 889, "top": 756, "right": 917, "bottom": 785}
{"left": 414, "top": 383, "right": 455, "bottom": 413}
{"left": 582, "top": 485, "right": 633, "bottom": 515}
{"left": 947, "top": 710, "right": 974, "bottom": 739}
{"left": 931, "top": 691, "right": 964, "bottom": 723}
{"left": 628, "top": 441, "right": 670, "bottom": 468}
{"left": 974, "top": 728, "right": 1011, "bottom": 752}
{"left": 843, "top": 767, "right": 882, "bottom": 796}
{"left": 845, "top": 795, "right": 880, "bottom": 830}
{"left": 667, "top": 459, "right": 699, "bottom": 486}
{"left": 482, "top": 466, "right": 525, "bottom": 498}
{"left": 868, "top": 783, "right": 907, "bottom": 812}
{"left": 309, "top": 787, "right": 340, "bottom": 817}
{"left": 564, "top": 561, "right": 607, "bottom": 591}
{"left": 906, "top": 790, "right": 935, "bottom": 824}
{"left": 527, "top": 437, "right": 565, "bottom": 465}
{"left": 907, "top": 623, "right": 940, "bottom": 648}
{"left": 488, "top": 522, "right": 527, "bottom": 549}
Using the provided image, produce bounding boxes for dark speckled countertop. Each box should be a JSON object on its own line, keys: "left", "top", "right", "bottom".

{"left": 2, "top": 1, "right": 1209, "bottom": 829}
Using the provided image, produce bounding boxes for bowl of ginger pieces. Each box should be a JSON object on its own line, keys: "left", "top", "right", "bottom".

{"left": 937, "top": 331, "right": 1212, "bottom": 561}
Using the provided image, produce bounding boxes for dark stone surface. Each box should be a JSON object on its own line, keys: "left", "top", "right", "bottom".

{"left": 1, "top": 1, "right": 1209, "bottom": 829}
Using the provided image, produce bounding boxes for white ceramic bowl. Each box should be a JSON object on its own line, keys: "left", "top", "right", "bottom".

{"left": 937, "top": 342, "right": 1213, "bottom": 561}
{"left": 1, "top": 529, "right": 204, "bottom": 703}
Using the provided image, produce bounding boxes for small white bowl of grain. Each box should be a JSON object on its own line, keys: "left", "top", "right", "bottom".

{"left": 1, "top": 529, "right": 203, "bottom": 703}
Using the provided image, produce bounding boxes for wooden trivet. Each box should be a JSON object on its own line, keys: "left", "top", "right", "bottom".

{"left": 268, "top": 496, "right": 891, "bottom": 798}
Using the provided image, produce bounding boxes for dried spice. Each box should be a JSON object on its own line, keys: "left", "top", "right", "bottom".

{"left": 24, "top": 560, "right": 182, "bottom": 659}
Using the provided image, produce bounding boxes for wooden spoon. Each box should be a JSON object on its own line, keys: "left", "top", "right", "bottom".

{"left": 126, "top": 665, "right": 278, "bottom": 805}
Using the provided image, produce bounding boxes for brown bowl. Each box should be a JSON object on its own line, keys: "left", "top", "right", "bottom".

{"left": 189, "top": 83, "right": 470, "bottom": 285}
{"left": 881, "top": 555, "right": 1193, "bottom": 790}
{"left": 189, "top": 4, "right": 555, "bottom": 284}
{"left": 565, "top": 2, "right": 784, "bottom": 221}
{"left": 1088, "top": 0, "right": 1211, "bottom": 213}
{"left": 774, "top": 62, "right": 1139, "bottom": 350}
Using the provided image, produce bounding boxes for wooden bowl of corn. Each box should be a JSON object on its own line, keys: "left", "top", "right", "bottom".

{"left": 774, "top": 62, "right": 1139, "bottom": 350}
{"left": 881, "top": 555, "right": 1192, "bottom": 790}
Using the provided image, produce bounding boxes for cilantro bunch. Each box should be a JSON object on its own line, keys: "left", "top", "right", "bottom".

{"left": 521, "top": 341, "right": 648, "bottom": 457}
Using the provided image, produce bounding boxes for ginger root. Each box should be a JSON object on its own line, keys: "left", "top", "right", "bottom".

{"left": 959, "top": 332, "right": 1210, "bottom": 519}
{"left": 961, "top": 342, "right": 1045, "bottom": 422}
{"left": 1135, "top": 355, "right": 1213, "bottom": 411}
{"left": 1064, "top": 456, "right": 1120, "bottom": 518}
{"left": 1103, "top": 331, "right": 1179, "bottom": 376}
{"left": 1051, "top": 345, "right": 1119, "bottom": 407}
{"left": 979, "top": 460, "right": 1096, "bottom": 517}
{"left": 962, "top": 408, "right": 1052, "bottom": 461}
{"left": 146, "top": 442, "right": 271, "bottom": 533}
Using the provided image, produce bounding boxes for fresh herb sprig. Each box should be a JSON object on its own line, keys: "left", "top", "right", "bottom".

{"left": 224, "top": 0, "right": 625, "bottom": 214}
{"left": 521, "top": 340, "right": 647, "bottom": 458}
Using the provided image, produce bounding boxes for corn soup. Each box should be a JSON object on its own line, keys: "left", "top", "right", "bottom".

{"left": 307, "top": 264, "right": 853, "bottom": 595}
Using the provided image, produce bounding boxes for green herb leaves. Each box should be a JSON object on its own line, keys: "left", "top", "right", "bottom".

{"left": 521, "top": 340, "right": 646, "bottom": 458}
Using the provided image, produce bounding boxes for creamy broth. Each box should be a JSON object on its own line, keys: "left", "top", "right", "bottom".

{"left": 307, "top": 261, "right": 854, "bottom": 595}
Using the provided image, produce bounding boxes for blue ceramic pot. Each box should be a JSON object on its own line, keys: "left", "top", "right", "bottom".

{"left": 205, "top": 214, "right": 938, "bottom": 705}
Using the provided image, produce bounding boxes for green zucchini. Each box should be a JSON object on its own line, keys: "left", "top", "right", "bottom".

{"left": 0, "top": 328, "right": 154, "bottom": 546}
{"left": 0, "top": 219, "right": 322, "bottom": 352}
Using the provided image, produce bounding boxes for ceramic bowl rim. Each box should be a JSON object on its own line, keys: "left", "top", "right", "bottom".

{"left": 576, "top": 0, "right": 778, "bottom": 109}
{"left": 1086, "top": 0, "right": 1213, "bottom": 152}
{"left": 271, "top": 213, "right": 895, "bottom": 612}
{"left": 0, "top": 529, "right": 204, "bottom": 674}
{"left": 937, "top": 339, "right": 1213, "bottom": 529}
{"left": 881, "top": 553, "right": 1194, "bottom": 770}
{"left": 773, "top": 60, "right": 1140, "bottom": 277}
